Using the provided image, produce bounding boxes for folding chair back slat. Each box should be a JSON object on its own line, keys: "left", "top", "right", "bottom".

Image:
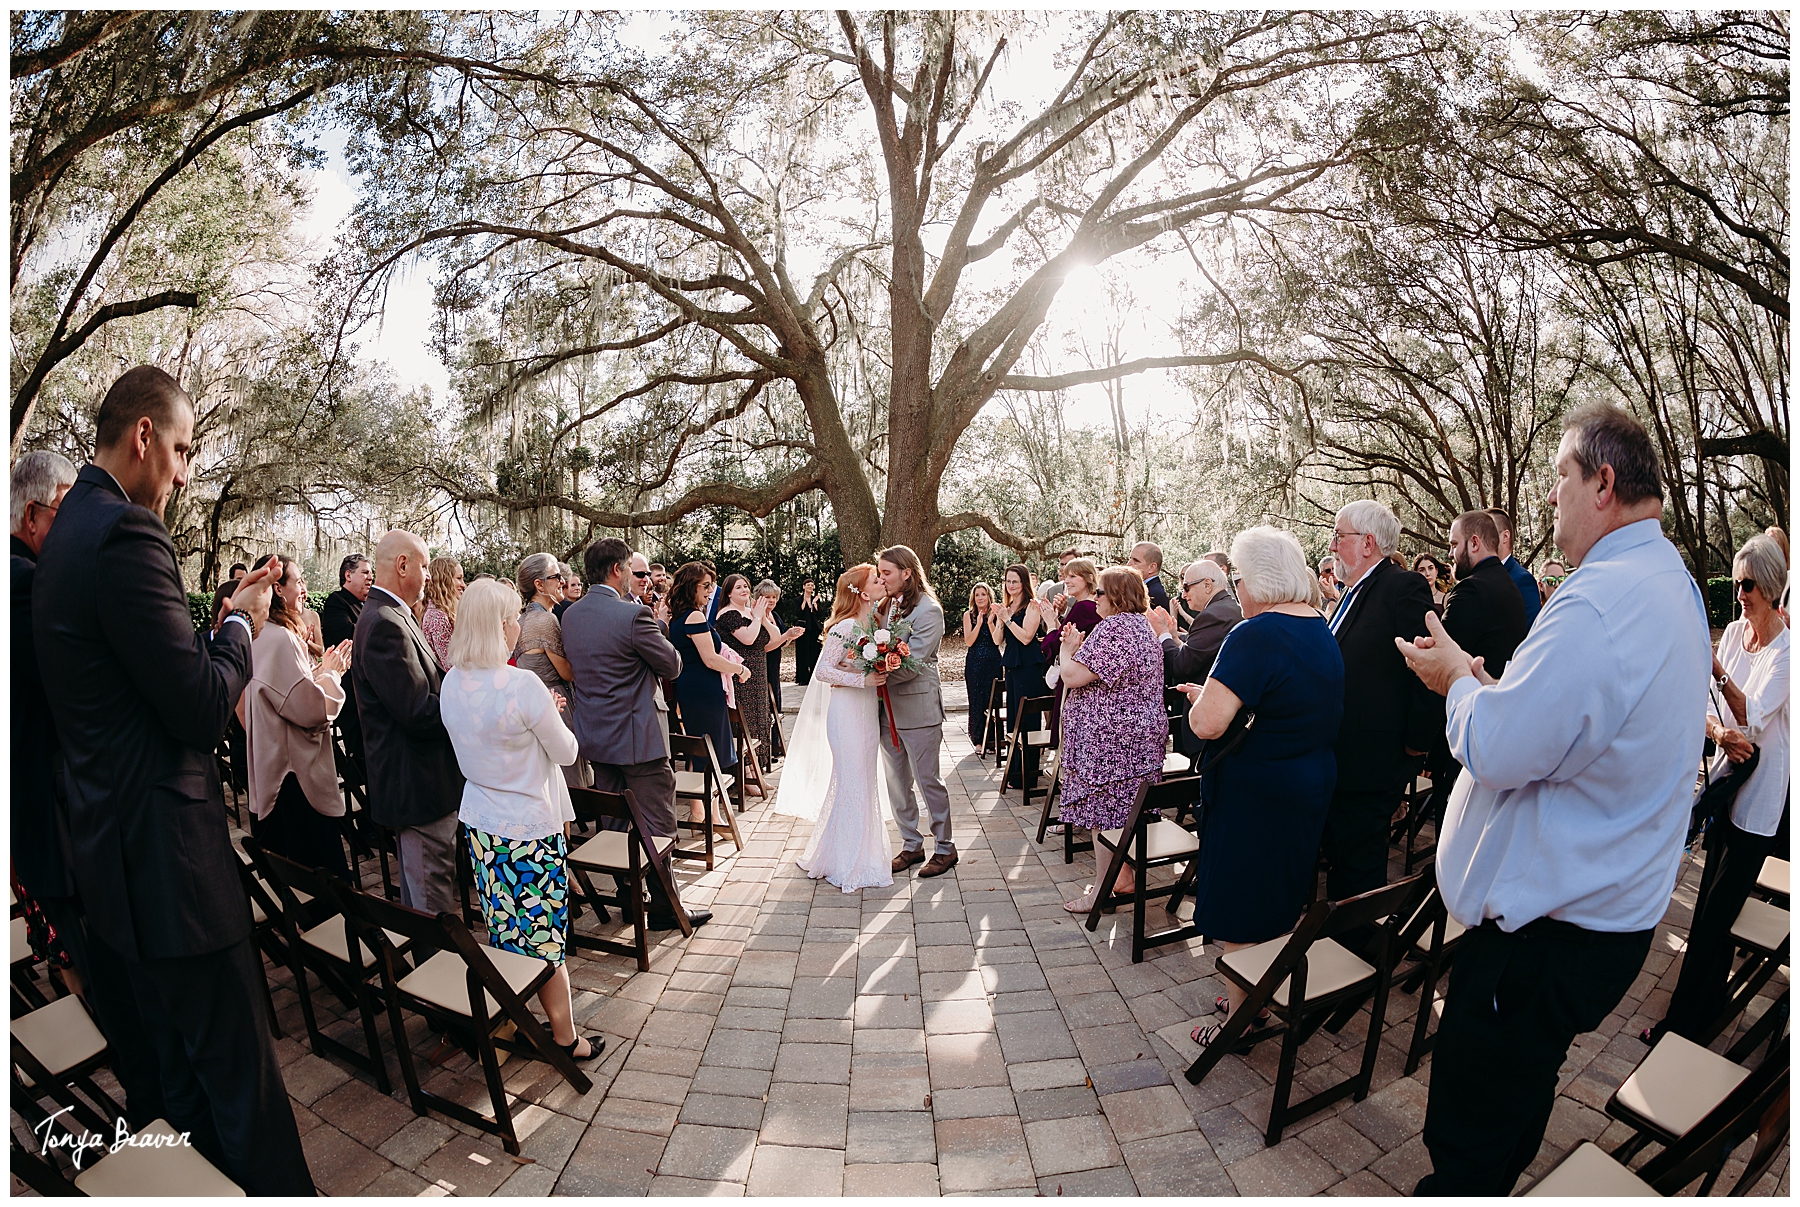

{"left": 567, "top": 786, "right": 691, "bottom": 971}
{"left": 1004, "top": 694, "right": 1057, "bottom": 812}
{"left": 669, "top": 732, "right": 743, "bottom": 868}
{"left": 1082, "top": 777, "right": 1205, "bottom": 962}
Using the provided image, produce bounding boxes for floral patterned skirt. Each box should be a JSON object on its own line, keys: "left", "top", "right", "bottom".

{"left": 467, "top": 828, "right": 569, "bottom": 966}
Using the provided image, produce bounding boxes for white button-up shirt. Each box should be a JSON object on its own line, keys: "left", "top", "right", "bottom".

{"left": 1438, "top": 519, "right": 1711, "bottom": 934}
{"left": 1710, "top": 619, "right": 1789, "bottom": 837}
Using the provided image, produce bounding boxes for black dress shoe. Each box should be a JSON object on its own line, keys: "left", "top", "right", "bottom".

{"left": 647, "top": 908, "right": 712, "bottom": 931}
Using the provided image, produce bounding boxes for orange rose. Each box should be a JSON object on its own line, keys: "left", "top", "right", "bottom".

{"left": 885, "top": 652, "right": 902, "bottom": 671}
{"left": 896, "top": 642, "right": 911, "bottom": 657}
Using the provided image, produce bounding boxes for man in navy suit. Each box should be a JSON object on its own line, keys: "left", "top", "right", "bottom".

{"left": 34, "top": 365, "right": 312, "bottom": 1193}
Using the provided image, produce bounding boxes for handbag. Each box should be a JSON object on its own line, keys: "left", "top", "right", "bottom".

{"left": 1689, "top": 743, "right": 1761, "bottom": 845}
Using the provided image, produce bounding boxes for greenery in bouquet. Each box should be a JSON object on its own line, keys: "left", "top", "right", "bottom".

{"left": 847, "top": 614, "right": 923, "bottom": 676}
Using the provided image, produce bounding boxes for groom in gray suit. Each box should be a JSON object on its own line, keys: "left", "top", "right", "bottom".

{"left": 876, "top": 545, "right": 957, "bottom": 877}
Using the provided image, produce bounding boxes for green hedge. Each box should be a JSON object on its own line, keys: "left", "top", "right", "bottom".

{"left": 1705, "top": 578, "right": 1740, "bottom": 629}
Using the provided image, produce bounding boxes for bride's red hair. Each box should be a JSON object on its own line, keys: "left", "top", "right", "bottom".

{"left": 829, "top": 564, "right": 877, "bottom": 628}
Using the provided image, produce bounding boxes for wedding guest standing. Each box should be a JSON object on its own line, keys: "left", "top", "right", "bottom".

{"left": 34, "top": 365, "right": 312, "bottom": 1192}
{"left": 961, "top": 582, "right": 1003, "bottom": 745}
{"left": 354, "top": 529, "right": 463, "bottom": 916}
{"left": 992, "top": 561, "right": 1046, "bottom": 744}
{"left": 321, "top": 552, "right": 372, "bottom": 769}
{"left": 245, "top": 554, "right": 353, "bottom": 880}
{"left": 514, "top": 552, "right": 584, "bottom": 788}
{"left": 1150, "top": 560, "right": 1243, "bottom": 760}
{"left": 1398, "top": 404, "right": 1709, "bottom": 1195}
{"left": 1413, "top": 553, "right": 1449, "bottom": 610}
{"left": 1128, "top": 541, "right": 1171, "bottom": 611}
{"left": 421, "top": 555, "right": 464, "bottom": 668}
{"left": 1486, "top": 507, "right": 1543, "bottom": 628}
{"left": 794, "top": 578, "right": 827, "bottom": 685}
{"left": 756, "top": 580, "right": 804, "bottom": 717}
{"left": 1179, "top": 527, "right": 1343, "bottom": 1048}
{"left": 1649, "top": 533, "right": 1789, "bottom": 1044}
{"left": 717, "top": 574, "right": 775, "bottom": 763}
{"left": 442, "top": 578, "right": 603, "bottom": 1061}
{"left": 1039, "top": 557, "right": 1103, "bottom": 734}
{"left": 1056, "top": 567, "right": 1167, "bottom": 912}
{"left": 670, "top": 562, "right": 750, "bottom": 772}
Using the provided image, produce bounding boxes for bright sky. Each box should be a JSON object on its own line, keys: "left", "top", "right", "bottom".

{"left": 295, "top": 14, "right": 1208, "bottom": 431}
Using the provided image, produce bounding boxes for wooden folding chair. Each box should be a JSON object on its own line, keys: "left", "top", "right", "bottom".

{"left": 1002, "top": 694, "right": 1055, "bottom": 810}
{"left": 1605, "top": 1018, "right": 1788, "bottom": 1162}
{"left": 766, "top": 681, "right": 787, "bottom": 760}
{"left": 1392, "top": 883, "right": 1467, "bottom": 1074}
{"left": 1396, "top": 769, "right": 1441, "bottom": 874}
{"left": 233, "top": 849, "right": 288, "bottom": 1039}
{"left": 670, "top": 732, "right": 743, "bottom": 870}
{"left": 566, "top": 786, "right": 693, "bottom": 971}
{"left": 12, "top": 915, "right": 51, "bottom": 1011}
{"left": 727, "top": 704, "right": 768, "bottom": 799}
{"left": 74, "top": 1118, "right": 248, "bottom": 1196}
{"left": 11, "top": 988, "right": 124, "bottom": 1140}
{"left": 1186, "top": 869, "right": 1434, "bottom": 1146}
{"left": 1754, "top": 855, "right": 1789, "bottom": 907}
{"left": 11, "top": 1128, "right": 87, "bottom": 1196}
{"left": 325, "top": 880, "right": 593, "bottom": 1155}
{"left": 1697, "top": 895, "right": 1789, "bottom": 1045}
{"left": 971, "top": 677, "right": 1001, "bottom": 765}
{"left": 333, "top": 722, "right": 396, "bottom": 899}
{"left": 1082, "top": 777, "right": 1206, "bottom": 963}
{"left": 245, "top": 840, "right": 404, "bottom": 1094}
{"left": 1532, "top": 1045, "right": 1788, "bottom": 1196}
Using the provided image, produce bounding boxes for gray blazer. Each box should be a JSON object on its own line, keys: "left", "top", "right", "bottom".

{"left": 883, "top": 594, "right": 946, "bottom": 730}
{"left": 564, "top": 585, "right": 683, "bottom": 765}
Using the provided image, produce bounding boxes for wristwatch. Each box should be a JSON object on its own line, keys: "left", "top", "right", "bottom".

{"left": 1715, "top": 672, "right": 1731, "bottom": 691}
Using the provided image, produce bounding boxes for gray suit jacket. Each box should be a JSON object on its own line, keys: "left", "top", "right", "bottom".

{"left": 564, "top": 585, "right": 683, "bottom": 765}
{"left": 882, "top": 594, "right": 946, "bottom": 730}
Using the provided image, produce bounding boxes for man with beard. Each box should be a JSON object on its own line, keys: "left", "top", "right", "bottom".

{"left": 1427, "top": 511, "right": 1531, "bottom": 795}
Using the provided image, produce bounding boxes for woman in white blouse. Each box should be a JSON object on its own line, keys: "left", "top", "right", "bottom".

{"left": 1650, "top": 533, "right": 1789, "bottom": 1043}
{"left": 245, "top": 554, "right": 353, "bottom": 878}
{"left": 441, "top": 579, "right": 603, "bottom": 1062}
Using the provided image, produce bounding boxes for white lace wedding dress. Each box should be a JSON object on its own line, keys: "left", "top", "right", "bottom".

{"left": 775, "top": 619, "right": 892, "bottom": 892}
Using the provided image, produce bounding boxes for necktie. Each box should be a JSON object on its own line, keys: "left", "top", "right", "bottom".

{"left": 1329, "top": 579, "right": 1362, "bottom": 636}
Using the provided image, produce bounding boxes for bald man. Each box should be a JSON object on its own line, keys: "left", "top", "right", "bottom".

{"left": 351, "top": 530, "right": 463, "bottom": 915}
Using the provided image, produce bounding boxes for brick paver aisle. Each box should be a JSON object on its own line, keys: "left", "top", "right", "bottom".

{"left": 35, "top": 724, "right": 1778, "bottom": 1196}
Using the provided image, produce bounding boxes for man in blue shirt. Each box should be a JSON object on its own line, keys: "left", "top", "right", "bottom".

{"left": 1399, "top": 404, "right": 1709, "bottom": 1195}
{"left": 1487, "top": 507, "right": 1543, "bottom": 628}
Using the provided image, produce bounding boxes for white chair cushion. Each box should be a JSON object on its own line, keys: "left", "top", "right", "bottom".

{"left": 1025, "top": 730, "right": 1053, "bottom": 747}
{"left": 251, "top": 899, "right": 267, "bottom": 927}
{"left": 674, "top": 770, "right": 717, "bottom": 797}
{"left": 299, "top": 917, "right": 411, "bottom": 969}
{"left": 397, "top": 946, "right": 548, "bottom": 1018}
{"left": 1161, "top": 752, "right": 1192, "bottom": 774}
{"left": 1220, "top": 935, "right": 1375, "bottom": 1008}
{"left": 1756, "top": 856, "right": 1789, "bottom": 897}
{"left": 1729, "top": 897, "right": 1789, "bottom": 952}
{"left": 74, "top": 1119, "right": 245, "bottom": 1197}
{"left": 12, "top": 995, "right": 107, "bottom": 1077}
{"left": 569, "top": 830, "right": 676, "bottom": 873}
{"left": 11, "top": 916, "right": 32, "bottom": 966}
{"left": 1613, "top": 1031, "right": 1749, "bottom": 1138}
{"left": 1099, "top": 820, "right": 1199, "bottom": 862}
{"left": 1524, "top": 1140, "right": 1657, "bottom": 1197}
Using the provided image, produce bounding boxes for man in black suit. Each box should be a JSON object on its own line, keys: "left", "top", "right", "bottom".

{"left": 33, "top": 366, "right": 313, "bottom": 1193}
{"left": 352, "top": 529, "right": 463, "bottom": 916}
{"left": 1149, "top": 560, "right": 1243, "bottom": 758}
{"left": 1129, "top": 541, "right": 1171, "bottom": 611}
{"left": 1427, "top": 510, "right": 1532, "bottom": 797}
{"left": 321, "top": 551, "right": 372, "bottom": 775}
{"left": 1323, "top": 500, "right": 1439, "bottom": 911}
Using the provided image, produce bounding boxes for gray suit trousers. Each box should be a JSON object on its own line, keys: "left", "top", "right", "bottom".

{"left": 881, "top": 720, "right": 952, "bottom": 854}
{"left": 592, "top": 758, "right": 678, "bottom": 839}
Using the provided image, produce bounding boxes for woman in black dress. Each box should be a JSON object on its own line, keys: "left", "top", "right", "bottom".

{"left": 961, "top": 582, "right": 1003, "bottom": 745}
{"left": 670, "top": 562, "right": 751, "bottom": 789}
{"left": 992, "top": 563, "right": 1046, "bottom": 785}
{"left": 794, "top": 579, "right": 827, "bottom": 685}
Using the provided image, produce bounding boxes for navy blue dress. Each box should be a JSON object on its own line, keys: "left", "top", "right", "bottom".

{"left": 963, "top": 612, "right": 1003, "bottom": 744}
{"left": 1192, "top": 611, "right": 1344, "bottom": 943}
{"left": 673, "top": 615, "right": 737, "bottom": 769}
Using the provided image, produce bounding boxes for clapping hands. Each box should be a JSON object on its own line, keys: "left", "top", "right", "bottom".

{"left": 318, "top": 639, "right": 353, "bottom": 676}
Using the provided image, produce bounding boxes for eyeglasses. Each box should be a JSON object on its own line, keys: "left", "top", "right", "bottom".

{"left": 1181, "top": 579, "right": 1206, "bottom": 591}
{"left": 29, "top": 500, "right": 59, "bottom": 516}
{"left": 1329, "top": 531, "right": 1366, "bottom": 547}
{"left": 632, "top": 570, "right": 650, "bottom": 578}
{"left": 1736, "top": 578, "right": 1760, "bottom": 595}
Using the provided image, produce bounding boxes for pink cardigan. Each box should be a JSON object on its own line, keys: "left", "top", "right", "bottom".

{"left": 244, "top": 624, "right": 346, "bottom": 820}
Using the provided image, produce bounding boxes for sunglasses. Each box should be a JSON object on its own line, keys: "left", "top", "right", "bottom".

{"left": 632, "top": 570, "right": 651, "bottom": 578}
{"left": 1736, "top": 578, "right": 1760, "bottom": 595}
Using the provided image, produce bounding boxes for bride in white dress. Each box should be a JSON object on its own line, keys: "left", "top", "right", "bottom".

{"left": 774, "top": 564, "right": 893, "bottom": 892}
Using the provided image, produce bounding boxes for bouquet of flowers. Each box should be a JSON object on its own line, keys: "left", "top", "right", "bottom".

{"left": 847, "top": 613, "right": 925, "bottom": 746}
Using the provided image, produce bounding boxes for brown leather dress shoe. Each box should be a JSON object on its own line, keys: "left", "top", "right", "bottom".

{"left": 917, "top": 850, "right": 959, "bottom": 877}
{"left": 892, "top": 849, "right": 926, "bottom": 873}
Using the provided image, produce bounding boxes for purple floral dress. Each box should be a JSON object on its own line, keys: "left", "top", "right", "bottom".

{"left": 1059, "top": 612, "right": 1166, "bottom": 830}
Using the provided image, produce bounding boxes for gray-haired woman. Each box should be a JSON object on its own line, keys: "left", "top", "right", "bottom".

{"left": 755, "top": 579, "right": 805, "bottom": 719}
{"left": 1648, "top": 532, "right": 1789, "bottom": 1044}
{"left": 514, "top": 552, "right": 588, "bottom": 787}
{"left": 1176, "top": 526, "right": 1344, "bottom": 1049}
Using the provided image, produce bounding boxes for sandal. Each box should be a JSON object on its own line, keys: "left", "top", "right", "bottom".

{"left": 1214, "top": 995, "right": 1272, "bottom": 1025}
{"left": 1063, "top": 886, "right": 1116, "bottom": 914}
{"left": 558, "top": 1034, "right": 606, "bottom": 1062}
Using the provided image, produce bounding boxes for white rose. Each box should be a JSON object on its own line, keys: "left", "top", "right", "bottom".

{"left": 861, "top": 643, "right": 878, "bottom": 660}
{"left": 873, "top": 628, "right": 892, "bottom": 644}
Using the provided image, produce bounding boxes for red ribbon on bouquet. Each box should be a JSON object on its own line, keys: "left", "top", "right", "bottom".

{"left": 879, "top": 682, "right": 901, "bottom": 749}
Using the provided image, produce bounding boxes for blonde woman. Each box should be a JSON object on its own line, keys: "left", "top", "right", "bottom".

{"left": 441, "top": 579, "right": 602, "bottom": 1063}
{"left": 961, "top": 582, "right": 1003, "bottom": 744}
{"left": 422, "top": 555, "right": 465, "bottom": 668}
